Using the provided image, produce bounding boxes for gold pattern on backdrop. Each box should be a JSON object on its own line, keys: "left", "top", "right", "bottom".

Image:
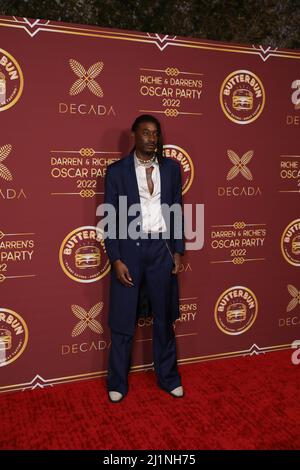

{"left": 69, "top": 59, "right": 104, "bottom": 97}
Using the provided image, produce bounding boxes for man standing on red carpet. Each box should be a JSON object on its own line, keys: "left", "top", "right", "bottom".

{"left": 102, "top": 114, "right": 185, "bottom": 403}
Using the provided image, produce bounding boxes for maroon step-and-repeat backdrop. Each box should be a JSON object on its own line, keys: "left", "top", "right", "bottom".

{"left": 1, "top": 16, "right": 299, "bottom": 393}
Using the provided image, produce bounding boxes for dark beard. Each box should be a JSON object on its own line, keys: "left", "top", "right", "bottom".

{"left": 143, "top": 148, "right": 155, "bottom": 157}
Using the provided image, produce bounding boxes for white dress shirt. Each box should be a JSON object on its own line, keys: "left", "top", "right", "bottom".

{"left": 134, "top": 152, "right": 167, "bottom": 233}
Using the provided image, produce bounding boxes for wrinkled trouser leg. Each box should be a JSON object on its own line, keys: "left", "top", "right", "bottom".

{"left": 107, "top": 330, "right": 134, "bottom": 395}
{"left": 143, "top": 239, "right": 181, "bottom": 391}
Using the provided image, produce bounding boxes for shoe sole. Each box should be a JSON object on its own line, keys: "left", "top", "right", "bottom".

{"left": 108, "top": 393, "right": 125, "bottom": 403}
{"left": 158, "top": 385, "right": 185, "bottom": 398}
{"left": 169, "top": 391, "right": 185, "bottom": 398}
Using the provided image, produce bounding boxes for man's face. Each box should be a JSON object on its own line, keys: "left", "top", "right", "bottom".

{"left": 134, "top": 121, "right": 159, "bottom": 156}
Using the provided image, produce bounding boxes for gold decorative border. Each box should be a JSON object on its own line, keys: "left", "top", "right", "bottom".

{"left": 163, "top": 144, "right": 194, "bottom": 195}
{"left": 0, "top": 231, "right": 36, "bottom": 282}
{"left": 279, "top": 155, "right": 300, "bottom": 193}
{"left": 0, "top": 47, "right": 24, "bottom": 111}
{"left": 209, "top": 222, "right": 267, "bottom": 265}
{"left": 0, "top": 16, "right": 299, "bottom": 59}
{"left": 214, "top": 286, "right": 258, "bottom": 335}
{"left": 280, "top": 218, "right": 300, "bottom": 267}
{"left": 59, "top": 225, "right": 111, "bottom": 283}
{"left": 219, "top": 69, "right": 266, "bottom": 124}
{"left": 0, "top": 308, "right": 29, "bottom": 366}
{"left": 50, "top": 148, "right": 120, "bottom": 198}
{"left": 0, "top": 16, "right": 298, "bottom": 392}
{"left": 0, "top": 342, "right": 294, "bottom": 393}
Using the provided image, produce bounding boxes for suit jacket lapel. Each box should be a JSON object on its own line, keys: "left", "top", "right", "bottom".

{"left": 159, "top": 159, "right": 168, "bottom": 204}
{"left": 124, "top": 152, "right": 141, "bottom": 206}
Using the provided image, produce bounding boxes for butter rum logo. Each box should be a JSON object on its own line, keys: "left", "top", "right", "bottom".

{"left": 226, "top": 149, "right": 253, "bottom": 181}
{"left": 0, "top": 144, "right": 12, "bottom": 181}
{"left": 287, "top": 284, "right": 300, "bottom": 312}
{"left": 71, "top": 302, "right": 104, "bottom": 337}
{"left": 69, "top": 59, "right": 104, "bottom": 97}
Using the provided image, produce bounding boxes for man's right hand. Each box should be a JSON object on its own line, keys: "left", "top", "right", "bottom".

{"left": 113, "top": 260, "right": 134, "bottom": 287}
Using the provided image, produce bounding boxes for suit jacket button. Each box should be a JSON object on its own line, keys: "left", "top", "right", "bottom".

{"left": 136, "top": 242, "right": 140, "bottom": 246}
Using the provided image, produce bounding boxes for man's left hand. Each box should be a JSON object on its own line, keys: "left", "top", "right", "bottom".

{"left": 172, "top": 253, "right": 181, "bottom": 274}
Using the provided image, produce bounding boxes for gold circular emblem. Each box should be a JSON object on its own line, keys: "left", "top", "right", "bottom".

{"left": 0, "top": 48, "right": 24, "bottom": 112}
{"left": 0, "top": 308, "right": 28, "bottom": 366}
{"left": 214, "top": 286, "right": 258, "bottom": 335}
{"left": 281, "top": 219, "right": 300, "bottom": 267}
{"left": 163, "top": 144, "right": 194, "bottom": 195}
{"left": 220, "top": 70, "right": 265, "bottom": 124}
{"left": 59, "top": 226, "right": 110, "bottom": 283}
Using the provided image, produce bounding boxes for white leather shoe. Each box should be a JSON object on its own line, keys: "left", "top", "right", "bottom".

{"left": 108, "top": 391, "right": 124, "bottom": 403}
{"left": 170, "top": 386, "right": 184, "bottom": 398}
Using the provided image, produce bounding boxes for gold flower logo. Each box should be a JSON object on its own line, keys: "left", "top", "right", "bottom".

{"left": 287, "top": 284, "right": 300, "bottom": 312}
{"left": 0, "top": 144, "right": 12, "bottom": 181}
{"left": 69, "top": 59, "right": 104, "bottom": 97}
{"left": 71, "top": 302, "right": 104, "bottom": 337}
{"left": 226, "top": 149, "right": 253, "bottom": 181}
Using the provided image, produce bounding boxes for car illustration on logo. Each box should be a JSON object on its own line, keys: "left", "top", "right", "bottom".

{"left": 0, "top": 328, "right": 12, "bottom": 350}
{"left": 226, "top": 303, "right": 247, "bottom": 323}
{"left": 292, "top": 235, "right": 300, "bottom": 255}
{"left": 232, "top": 88, "right": 253, "bottom": 110}
{"left": 75, "top": 246, "right": 101, "bottom": 269}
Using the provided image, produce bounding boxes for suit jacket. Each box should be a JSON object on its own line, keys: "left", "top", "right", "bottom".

{"left": 103, "top": 151, "right": 184, "bottom": 335}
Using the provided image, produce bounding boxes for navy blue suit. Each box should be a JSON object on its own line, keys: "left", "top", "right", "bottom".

{"left": 104, "top": 152, "right": 185, "bottom": 395}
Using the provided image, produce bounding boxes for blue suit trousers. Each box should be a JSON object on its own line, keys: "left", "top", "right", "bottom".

{"left": 107, "top": 236, "right": 181, "bottom": 395}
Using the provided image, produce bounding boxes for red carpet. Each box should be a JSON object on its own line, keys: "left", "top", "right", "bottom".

{"left": 1, "top": 350, "right": 299, "bottom": 450}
